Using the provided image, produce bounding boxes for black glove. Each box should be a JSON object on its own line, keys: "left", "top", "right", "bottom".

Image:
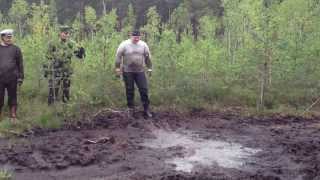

{"left": 75, "top": 47, "right": 86, "bottom": 59}
{"left": 53, "top": 60, "right": 62, "bottom": 68}
{"left": 42, "top": 64, "right": 49, "bottom": 78}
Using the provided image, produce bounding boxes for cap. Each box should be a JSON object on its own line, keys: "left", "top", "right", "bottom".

{"left": 131, "top": 30, "right": 141, "bottom": 36}
{"left": 0, "top": 29, "right": 14, "bottom": 37}
{"left": 59, "top": 25, "right": 72, "bottom": 33}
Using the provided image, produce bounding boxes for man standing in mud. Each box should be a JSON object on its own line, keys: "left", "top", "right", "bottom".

{"left": 0, "top": 29, "right": 24, "bottom": 121}
{"left": 115, "top": 30, "right": 153, "bottom": 118}
{"left": 43, "top": 26, "right": 85, "bottom": 105}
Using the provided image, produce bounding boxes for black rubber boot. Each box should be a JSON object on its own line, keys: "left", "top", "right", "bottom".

{"left": 143, "top": 105, "right": 153, "bottom": 119}
{"left": 128, "top": 107, "right": 136, "bottom": 118}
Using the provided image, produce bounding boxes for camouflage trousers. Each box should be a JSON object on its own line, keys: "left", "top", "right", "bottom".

{"left": 48, "top": 76, "right": 71, "bottom": 105}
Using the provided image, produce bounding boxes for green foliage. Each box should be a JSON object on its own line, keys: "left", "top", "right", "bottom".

{"left": 122, "top": 4, "right": 136, "bottom": 32}
{"left": 0, "top": 12, "right": 3, "bottom": 23}
{"left": 221, "top": 0, "right": 320, "bottom": 110}
{"left": 0, "top": 169, "right": 12, "bottom": 180}
{"left": 199, "top": 16, "right": 217, "bottom": 39}
{"left": 169, "top": 2, "right": 190, "bottom": 37}
{"left": 0, "top": 0, "right": 319, "bottom": 131}
{"left": 28, "top": 1, "right": 50, "bottom": 36}
{"left": 142, "top": 6, "right": 161, "bottom": 43}
{"left": 85, "top": 6, "right": 97, "bottom": 39}
{"left": 85, "top": 6, "right": 97, "bottom": 28}
{"left": 9, "top": 0, "right": 28, "bottom": 35}
{"left": 72, "top": 13, "right": 81, "bottom": 41}
{"left": 97, "top": 9, "right": 117, "bottom": 35}
{"left": 48, "top": 0, "right": 58, "bottom": 26}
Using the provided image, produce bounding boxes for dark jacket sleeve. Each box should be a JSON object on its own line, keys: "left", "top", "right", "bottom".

{"left": 16, "top": 47, "right": 24, "bottom": 80}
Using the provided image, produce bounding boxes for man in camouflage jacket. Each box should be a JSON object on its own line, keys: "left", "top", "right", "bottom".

{"left": 44, "top": 26, "right": 85, "bottom": 105}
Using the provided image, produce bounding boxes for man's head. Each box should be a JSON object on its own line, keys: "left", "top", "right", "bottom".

{"left": 0, "top": 29, "right": 14, "bottom": 45}
{"left": 131, "top": 30, "right": 141, "bottom": 44}
{"left": 59, "top": 26, "right": 71, "bottom": 41}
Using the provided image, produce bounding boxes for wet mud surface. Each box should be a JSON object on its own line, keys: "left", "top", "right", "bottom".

{"left": 0, "top": 110, "right": 320, "bottom": 180}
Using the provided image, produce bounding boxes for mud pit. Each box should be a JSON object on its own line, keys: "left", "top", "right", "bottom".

{"left": 0, "top": 110, "right": 320, "bottom": 180}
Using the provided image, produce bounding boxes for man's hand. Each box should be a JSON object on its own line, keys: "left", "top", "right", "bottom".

{"left": 17, "top": 79, "right": 23, "bottom": 86}
{"left": 75, "top": 47, "right": 86, "bottom": 59}
{"left": 115, "top": 68, "right": 122, "bottom": 78}
{"left": 147, "top": 69, "right": 152, "bottom": 77}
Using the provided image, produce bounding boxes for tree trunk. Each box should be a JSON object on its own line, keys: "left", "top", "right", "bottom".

{"left": 258, "top": 45, "right": 272, "bottom": 111}
{"left": 267, "top": 46, "right": 272, "bottom": 85}
{"left": 102, "top": 0, "right": 107, "bottom": 15}
{"left": 79, "top": 1, "right": 86, "bottom": 40}
{"left": 227, "top": 28, "right": 231, "bottom": 62}
{"left": 103, "top": 36, "right": 108, "bottom": 70}
{"left": 18, "top": 22, "right": 23, "bottom": 36}
{"left": 176, "top": 28, "right": 183, "bottom": 43}
{"left": 191, "top": 16, "right": 198, "bottom": 41}
{"left": 258, "top": 61, "right": 267, "bottom": 111}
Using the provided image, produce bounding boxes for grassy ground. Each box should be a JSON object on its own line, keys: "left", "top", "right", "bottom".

{"left": 0, "top": 169, "right": 12, "bottom": 180}
{"left": 0, "top": 97, "right": 317, "bottom": 138}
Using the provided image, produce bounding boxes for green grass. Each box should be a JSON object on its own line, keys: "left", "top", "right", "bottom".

{"left": 0, "top": 98, "right": 64, "bottom": 136}
{"left": 0, "top": 169, "right": 12, "bottom": 180}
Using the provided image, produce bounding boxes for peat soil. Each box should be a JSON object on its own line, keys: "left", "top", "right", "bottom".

{"left": 0, "top": 109, "right": 319, "bottom": 180}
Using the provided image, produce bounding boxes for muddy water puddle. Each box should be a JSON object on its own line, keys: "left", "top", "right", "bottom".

{"left": 1, "top": 111, "right": 318, "bottom": 180}
{"left": 143, "top": 129, "right": 260, "bottom": 173}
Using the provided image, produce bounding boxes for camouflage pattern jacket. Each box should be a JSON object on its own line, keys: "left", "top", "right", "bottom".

{"left": 44, "top": 39, "right": 78, "bottom": 79}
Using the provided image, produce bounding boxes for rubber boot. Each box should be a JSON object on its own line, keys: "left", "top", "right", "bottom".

{"left": 127, "top": 107, "right": 136, "bottom": 118}
{"left": 143, "top": 104, "right": 153, "bottom": 119}
{"left": 10, "top": 106, "right": 17, "bottom": 123}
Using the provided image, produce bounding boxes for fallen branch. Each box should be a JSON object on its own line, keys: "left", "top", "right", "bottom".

{"left": 302, "top": 97, "right": 320, "bottom": 115}
{"left": 93, "top": 108, "right": 125, "bottom": 117}
{"left": 84, "top": 136, "right": 115, "bottom": 144}
{"left": 1, "top": 130, "right": 29, "bottom": 137}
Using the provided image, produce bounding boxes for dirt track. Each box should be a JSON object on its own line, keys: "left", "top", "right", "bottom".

{"left": 0, "top": 109, "right": 320, "bottom": 180}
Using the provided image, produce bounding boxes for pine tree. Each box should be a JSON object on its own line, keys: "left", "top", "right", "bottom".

{"left": 0, "top": 12, "right": 3, "bottom": 23}
{"left": 85, "top": 6, "right": 97, "bottom": 39}
{"left": 9, "top": 0, "right": 29, "bottom": 35}
{"left": 169, "top": 3, "right": 190, "bottom": 42}
{"left": 48, "top": 0, "right": 58, "bottom": 27}
{"left": 199, "top": 16, "right": 217, "bottom": 40}
{"left": 28, "top": 1, "right": 50, "bottom": 36}
{"left": 122, "top": 4, "right": 136, "bottom": 35}
{"left": 142, "top": 6, "right": 161, "bottom": 43}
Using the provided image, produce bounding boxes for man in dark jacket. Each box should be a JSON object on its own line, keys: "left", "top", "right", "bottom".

{"left": 115, "top": 30, "right": 153, "bottom": 118}
{"left": 0, "top": 29, "right": 24, "bottom": 121}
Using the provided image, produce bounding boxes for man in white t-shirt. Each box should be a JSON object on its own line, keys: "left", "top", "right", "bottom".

{"left": 115, "top": 30, "right": 153, "bottom": 118}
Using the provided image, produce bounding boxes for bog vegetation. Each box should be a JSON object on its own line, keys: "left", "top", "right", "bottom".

{"left": 0, "top": 0, "right": 319, "bottom": 131}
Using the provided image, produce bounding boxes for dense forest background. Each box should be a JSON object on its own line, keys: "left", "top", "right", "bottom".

{"left": 0, "top": 0, "right": 319, "bottom": 130}
{"left": 0, "top": 0, "right": 223, "bottom": 28}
